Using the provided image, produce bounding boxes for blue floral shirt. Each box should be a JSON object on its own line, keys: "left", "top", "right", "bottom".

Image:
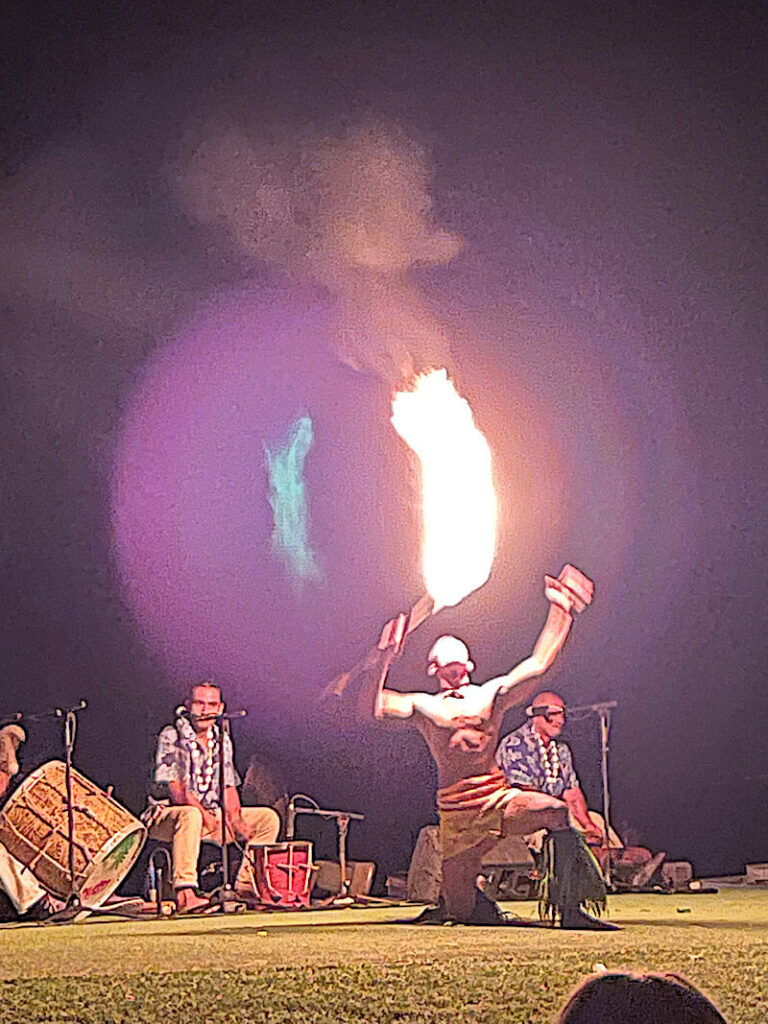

{"left": 149, "top": 715, "right": 240, "bottom": 811}
{"left": 495, "top": 720, "right": 578, "bottom": 799}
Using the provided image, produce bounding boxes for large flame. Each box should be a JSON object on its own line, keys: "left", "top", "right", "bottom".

{"left": 391, "top": 368, "right": 497, "bottom": 608}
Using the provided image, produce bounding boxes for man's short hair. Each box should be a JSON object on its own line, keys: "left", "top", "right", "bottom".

{"left": 189, "top": 680, "right": 221, "bottom": 700}
{"left": 526, "top": 691, "right": 566, "bottom": 718}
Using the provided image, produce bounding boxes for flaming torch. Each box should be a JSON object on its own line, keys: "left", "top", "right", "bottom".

{"left": 391, "top": 367, "right": 496, "bottom": 611}
{"left": 324, "top": 368, "right": 497, "bottom": 697}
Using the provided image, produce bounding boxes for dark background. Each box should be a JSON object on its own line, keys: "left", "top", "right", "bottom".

{"left": 2, "top": 1, "right": 767, "bottom": 884}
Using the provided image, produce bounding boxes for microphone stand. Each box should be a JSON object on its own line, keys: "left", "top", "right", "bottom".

{"left": 207, "top": 709, "right": 247, "bottom": 913}
{"left": 10, "top": 701, "right": 145, "bottom": 923}
{"left": 63, "top": 706, "right": 81, "bottom": 908}
{"left": 17, "top": 701, "right": 90, "bottom": 920}
{"left": 568, "top": 701, "right": 617, "bottom": 889}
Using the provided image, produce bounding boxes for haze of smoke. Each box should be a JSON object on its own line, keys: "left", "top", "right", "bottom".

{"left": 173, "top": 121, "right": 464, "bottom": 380}
{"left": 265, "top": 414, "right": 324, "bottom": 589}
{"left": 0, "top": 142, "right": 189, "bottom": 332}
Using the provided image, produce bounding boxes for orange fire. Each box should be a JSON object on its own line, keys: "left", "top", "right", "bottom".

{"left": 391, "top": 368, "right": 497, "bottom": 609}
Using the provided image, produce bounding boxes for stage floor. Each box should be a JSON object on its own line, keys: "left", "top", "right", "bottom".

{"left": 2, "top": 889, "right": 767, "bottom": 1022}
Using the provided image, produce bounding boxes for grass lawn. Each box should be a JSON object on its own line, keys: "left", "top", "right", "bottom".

{"left": 1, "top": 889, "right": 766, "bottom": 1023}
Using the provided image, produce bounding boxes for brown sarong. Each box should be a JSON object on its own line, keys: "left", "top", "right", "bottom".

{"left": 437, "top": 770, "right": 522, "bottom": 860}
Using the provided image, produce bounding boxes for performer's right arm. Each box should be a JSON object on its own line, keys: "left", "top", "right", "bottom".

{"left": 359, "top": 613, "right": 417, "bottom": 720}
{"left": 370, "top": 651, "right": 418, "bottom": 719}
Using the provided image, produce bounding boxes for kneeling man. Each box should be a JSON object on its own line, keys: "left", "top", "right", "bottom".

{"left": 370, "top": 566, "right": 613, "bottom": 929}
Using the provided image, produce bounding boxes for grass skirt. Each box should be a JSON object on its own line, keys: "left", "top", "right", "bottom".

{"left": 538, "top": 828, "right": 607, "bottom": 922}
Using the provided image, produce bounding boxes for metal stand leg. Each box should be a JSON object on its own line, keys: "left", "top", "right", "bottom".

{"left": 336, "top": 815, "right": 350, "bottom": 900}
{"left": 208, "top": 717, "right": 244, "bottom": 913}
{"left": 62, "top": 707, "right": 84, "bottom": 912}
{"left": 149, "top": 847, "right": 173, "bottom": 917}
{"left": 598, "top": 708, "right": 613, "bottom": 890}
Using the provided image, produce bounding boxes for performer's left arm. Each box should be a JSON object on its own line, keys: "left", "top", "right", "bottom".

{"left": 486, "top": 565, "right": 594, "bottom": 713}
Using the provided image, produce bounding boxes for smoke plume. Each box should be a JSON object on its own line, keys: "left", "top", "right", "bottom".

{"left": 173, "top": 120, "right": 464, "bottom": 380}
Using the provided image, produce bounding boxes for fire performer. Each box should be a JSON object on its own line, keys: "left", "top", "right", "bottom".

{"left": 370, "top": 565, "right": 615, "bottom": 929}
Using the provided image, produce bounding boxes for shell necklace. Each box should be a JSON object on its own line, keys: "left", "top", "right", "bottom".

{"left": 535, "top": 733, "right": 561, "bottom": 786}
{"left": 193, "top": 727, "right": 218, "bottom": 795}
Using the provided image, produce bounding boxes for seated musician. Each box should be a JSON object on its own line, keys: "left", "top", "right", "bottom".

{"left": 143, "top": 681, "right": 280, "bottom": 913}
{"left": 496, "top": 697, "right": 665, "bottom": 887}
{"left": 495, "top": 692, "right": 602, "bottom": 843}
{"left": 0, "top": 725, "right": 54, "bottom": 920}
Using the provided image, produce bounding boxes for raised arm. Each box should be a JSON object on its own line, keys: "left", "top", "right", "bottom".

{"left": 356, "top": 613, "right": 419, "bottom": 720}
{"left": 485, "top": 565, "right": 594, "bottom": 713}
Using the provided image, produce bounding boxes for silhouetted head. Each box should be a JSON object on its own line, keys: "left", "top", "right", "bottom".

{"left": 556, "top": 971, "right": 727, "bottom": 1024}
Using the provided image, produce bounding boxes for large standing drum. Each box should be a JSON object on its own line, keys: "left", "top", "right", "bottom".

{"left": 0, "top": 760, "right": 146, "bottom": 908}
{"left": 244, "top": 842, "right": 315, "bottom": 907}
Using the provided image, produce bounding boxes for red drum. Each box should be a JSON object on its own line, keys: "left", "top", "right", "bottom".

{"left": 244, "top": 842, "right": 315, "bottom": 907}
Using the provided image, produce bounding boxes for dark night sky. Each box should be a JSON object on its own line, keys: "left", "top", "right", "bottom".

{"left": 2, "top": 1, "right": 768, "bottom": 883}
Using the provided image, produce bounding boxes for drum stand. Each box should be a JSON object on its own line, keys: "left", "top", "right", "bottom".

{"left": 286, "top": 795, "right": 365, "bottom": 903}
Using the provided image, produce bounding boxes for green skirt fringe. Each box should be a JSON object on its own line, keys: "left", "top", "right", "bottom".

{"left": 538, "top": 829, "right": 608, "bottom": 923}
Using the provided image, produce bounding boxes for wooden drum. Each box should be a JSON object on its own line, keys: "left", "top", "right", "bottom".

{"left": 0, "top": 760, "right": 146, "bottom": 908}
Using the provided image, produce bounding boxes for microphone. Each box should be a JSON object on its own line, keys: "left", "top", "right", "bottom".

{"left": 568, "top": 701, "right": 618, "bottom": 714}
{"left": 54, "top": 700, "right": 88, "bottom": 717}
{"left": 174, "top": 707, "right": 248, "bottom": 720}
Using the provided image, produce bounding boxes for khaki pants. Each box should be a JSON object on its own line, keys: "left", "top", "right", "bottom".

{"left": 148, "top": 805, "right": 280, "bottom": 891}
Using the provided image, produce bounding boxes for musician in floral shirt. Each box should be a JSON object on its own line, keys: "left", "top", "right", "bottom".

{"left": 495, "top": 692, "right": 600, "bottom": 842}
{"left": 144, "top": 681, "right": 279, "bottom": 912}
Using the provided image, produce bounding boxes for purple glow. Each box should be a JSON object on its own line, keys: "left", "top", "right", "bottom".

{"left": 111, "top": 287, "right": 334, "bottom": 691}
